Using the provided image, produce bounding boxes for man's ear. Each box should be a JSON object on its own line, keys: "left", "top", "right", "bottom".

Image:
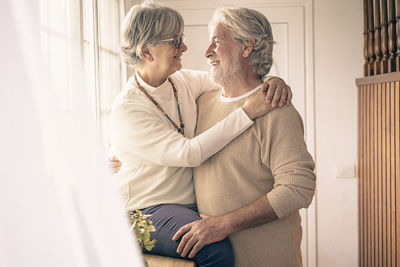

{"left": 140, "top": 45, "right": 154, "bottom": 61}
{"left": 242, "top": 40, "right": 255, "bottom": 58}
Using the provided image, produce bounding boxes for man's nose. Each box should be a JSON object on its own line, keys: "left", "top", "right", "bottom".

{"left": 205, "top": 43, "right": 215, "bottom": 58}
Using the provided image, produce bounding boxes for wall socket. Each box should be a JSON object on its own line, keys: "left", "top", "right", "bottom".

{"left": 336, "top": 164, "right": 356, "bottom": 178}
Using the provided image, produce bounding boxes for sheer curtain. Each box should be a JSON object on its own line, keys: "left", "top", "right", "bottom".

{"left": 0, "top": 0, "right": 143, "bottom": 266}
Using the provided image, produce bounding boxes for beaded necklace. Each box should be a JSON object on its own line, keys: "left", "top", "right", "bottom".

{"left": 133, "top": 72, "right": 184, "bottom": 135}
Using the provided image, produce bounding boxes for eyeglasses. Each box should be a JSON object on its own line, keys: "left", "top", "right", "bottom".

{"left": 157, "top": 35, "right": 185, "bottom": 49}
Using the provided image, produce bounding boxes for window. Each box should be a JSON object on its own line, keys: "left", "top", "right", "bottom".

{"left": 83, "top": 0, "right": 125, "bottom": 144}
{"left": 39, "top": 0, "right": 82, "bottom": 112}
{"left": 39, "top": 0, "right": 124, "bottom": 146}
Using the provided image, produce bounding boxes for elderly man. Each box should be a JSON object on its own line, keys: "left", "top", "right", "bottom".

{"left": 173, "top": 7, "right": 316, "bottom": 267}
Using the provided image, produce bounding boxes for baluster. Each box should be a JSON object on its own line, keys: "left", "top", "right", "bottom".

{"left": 368, "top": 0, "right": 376, "bottom": 75}
{"left": 396, "top": 0, "right": 400, "bottom": 70}
{"left": 365, "top": 0, "right": 370, "bottom": 76}
{"left": 388, "top": 0, "right": 397, "bottom": 71}
{"left": 381, "top": 0, "right": 389, "bottom": 73}
{"left": 374, "top": 0, "right": 382, "bottom": 74}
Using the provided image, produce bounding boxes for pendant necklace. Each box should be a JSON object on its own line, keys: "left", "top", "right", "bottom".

{"left": 133, "top": 72, "right": 184, "bottom": 135}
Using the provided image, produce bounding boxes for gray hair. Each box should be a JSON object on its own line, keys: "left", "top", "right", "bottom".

{"left": 210, "top": 7, "right": 275, "bottom": 78}
{"left": 120, "top": 0, "right": 184, "bottom": 67}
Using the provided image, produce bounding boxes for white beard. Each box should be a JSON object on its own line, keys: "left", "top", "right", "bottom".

{"left": 210, "top": 51, "right": 241, "bottom": 86}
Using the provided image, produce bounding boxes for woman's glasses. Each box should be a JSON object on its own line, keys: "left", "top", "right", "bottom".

{"left": 157, "top": 35, "right": 184, "bottom": 49}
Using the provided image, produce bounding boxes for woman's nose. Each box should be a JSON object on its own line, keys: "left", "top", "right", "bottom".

{"left": 180, "top": 41, "right": 188, "bottom": 52}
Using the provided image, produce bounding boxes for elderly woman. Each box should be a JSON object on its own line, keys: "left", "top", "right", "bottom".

{"left": 111, "top": 1, "right": 291, "bottom": 266}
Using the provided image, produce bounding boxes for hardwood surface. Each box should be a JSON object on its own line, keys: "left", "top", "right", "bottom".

{"left": 144, "top": 254, "right": 196, "bottom": 267}
{"left": 358, "top": 77, "right": 400, "bottom": 266}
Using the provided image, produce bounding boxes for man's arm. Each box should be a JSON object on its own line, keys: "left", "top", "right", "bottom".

{"left": 172, "top": 195, "right": 278, "bottom": 259}
{"left": 172, "top": 106, "right": 316, "bottom": 259}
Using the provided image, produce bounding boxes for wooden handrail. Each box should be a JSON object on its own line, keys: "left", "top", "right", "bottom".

{"left": 356, "top": 72, "right": 400, "bottom": 85}
{"left": 364, "top": 0, "right": 400, "bottom": 76}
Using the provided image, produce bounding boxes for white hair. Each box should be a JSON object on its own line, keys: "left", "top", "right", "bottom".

{"left": 120, "top": 0, "right": 184, "bottom": 67}
{"left": 210, "top": 7, "right": 275, "bottom": 78}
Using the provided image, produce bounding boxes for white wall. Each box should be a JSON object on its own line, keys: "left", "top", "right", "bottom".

{"left": 314, "top": 0, "right": 363, "bottom": 266}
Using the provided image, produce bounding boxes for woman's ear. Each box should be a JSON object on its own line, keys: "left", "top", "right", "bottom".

{"left": 242, "top": 40, "right": 255, "bottom": 58}
{"left": 140, "top": 45, "right": 154, "bottom": 61}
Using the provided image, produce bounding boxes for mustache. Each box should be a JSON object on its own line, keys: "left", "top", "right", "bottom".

{"left": 207, "top": 56, "right": 219, "bottom": 64}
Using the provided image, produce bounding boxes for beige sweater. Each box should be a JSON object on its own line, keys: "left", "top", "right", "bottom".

{"left": 111, "top": 70, "right": 253, "bottom": 211}
{"left": 194, "top": 89, "right": 316, "bottom": 267}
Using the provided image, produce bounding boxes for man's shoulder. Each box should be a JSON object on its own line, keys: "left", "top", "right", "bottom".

{"left": 260, "top": 104, "right": 301, "bottom": 121}
{"left": 200, "top": 89, "right": 221, "bottom": 99}
{"left": 198, "top": 89, "right": 220, "bottom": 101}
{"left": 255, "top": 104, "right": 304, "bottom": 133}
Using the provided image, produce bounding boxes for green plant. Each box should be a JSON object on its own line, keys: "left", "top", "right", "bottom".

{"left": 128, "top": 210, "right": 157, "bottom": 251}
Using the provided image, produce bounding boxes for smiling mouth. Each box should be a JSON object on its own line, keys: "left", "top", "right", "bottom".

{"left": 208, "top": 60, "right": 219, "bottom": 66}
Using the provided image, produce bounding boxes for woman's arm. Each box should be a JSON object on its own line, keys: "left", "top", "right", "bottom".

{"left": 183, "top": 69, "right": 292, "bottom": 107}
{"left": 111, "top": 92, "right": 270, "bottom": 168}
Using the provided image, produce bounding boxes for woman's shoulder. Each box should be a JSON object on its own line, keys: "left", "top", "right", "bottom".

{"left": 112, "top": 83, "right": 151, "bottom": 111}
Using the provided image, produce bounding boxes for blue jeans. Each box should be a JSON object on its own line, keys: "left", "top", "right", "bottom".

{"left": 140, "top": 204, "right": 234, "bottom": 267}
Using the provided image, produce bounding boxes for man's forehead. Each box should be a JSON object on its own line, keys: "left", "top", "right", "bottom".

{"left": 209, "top": 22, "right": 229, "bottom": 39}
{"left": 210, "top": 34, "right": 222, "bottom": 40}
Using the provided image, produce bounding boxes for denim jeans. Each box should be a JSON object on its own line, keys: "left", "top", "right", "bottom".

{"left": 140, "top": 204, "right": 234, "bottom": 267}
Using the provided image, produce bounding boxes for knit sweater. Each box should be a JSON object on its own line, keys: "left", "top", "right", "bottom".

{"left": 110, "top": 69, "right": 254, "bottom": 211}
{"left": 194, "top": 89, "right": 316, "bottom": 267}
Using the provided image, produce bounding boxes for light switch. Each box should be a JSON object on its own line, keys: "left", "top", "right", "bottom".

{"left": 336, "top": 164, "right": 356, "bottom": 178}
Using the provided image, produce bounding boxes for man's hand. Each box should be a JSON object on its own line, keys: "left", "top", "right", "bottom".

{"left": 262, "top": 77, "right": 292, "bottom": 108}
{"left": 172, "top": 216, "right": 230, "bottom": 258}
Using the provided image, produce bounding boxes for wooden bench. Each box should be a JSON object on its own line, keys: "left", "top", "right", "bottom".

{"left": 144, "top": 254, "right": 196, "bottom": 267}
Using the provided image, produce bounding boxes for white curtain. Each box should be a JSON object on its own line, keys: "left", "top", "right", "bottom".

{"left": 0, "top": 1, "right": 144, "bottom": 266}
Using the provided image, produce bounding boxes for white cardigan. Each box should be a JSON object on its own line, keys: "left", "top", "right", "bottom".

{"left": 111, "top": 69, "right": 253, "bottom": 211}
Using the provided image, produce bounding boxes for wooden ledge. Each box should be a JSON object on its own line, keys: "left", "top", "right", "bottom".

{"left": 356, "top": 72, "right": 400, "bottom": 86}
{"left": 144, "top": 254, "right": 196, "bottom": 267}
